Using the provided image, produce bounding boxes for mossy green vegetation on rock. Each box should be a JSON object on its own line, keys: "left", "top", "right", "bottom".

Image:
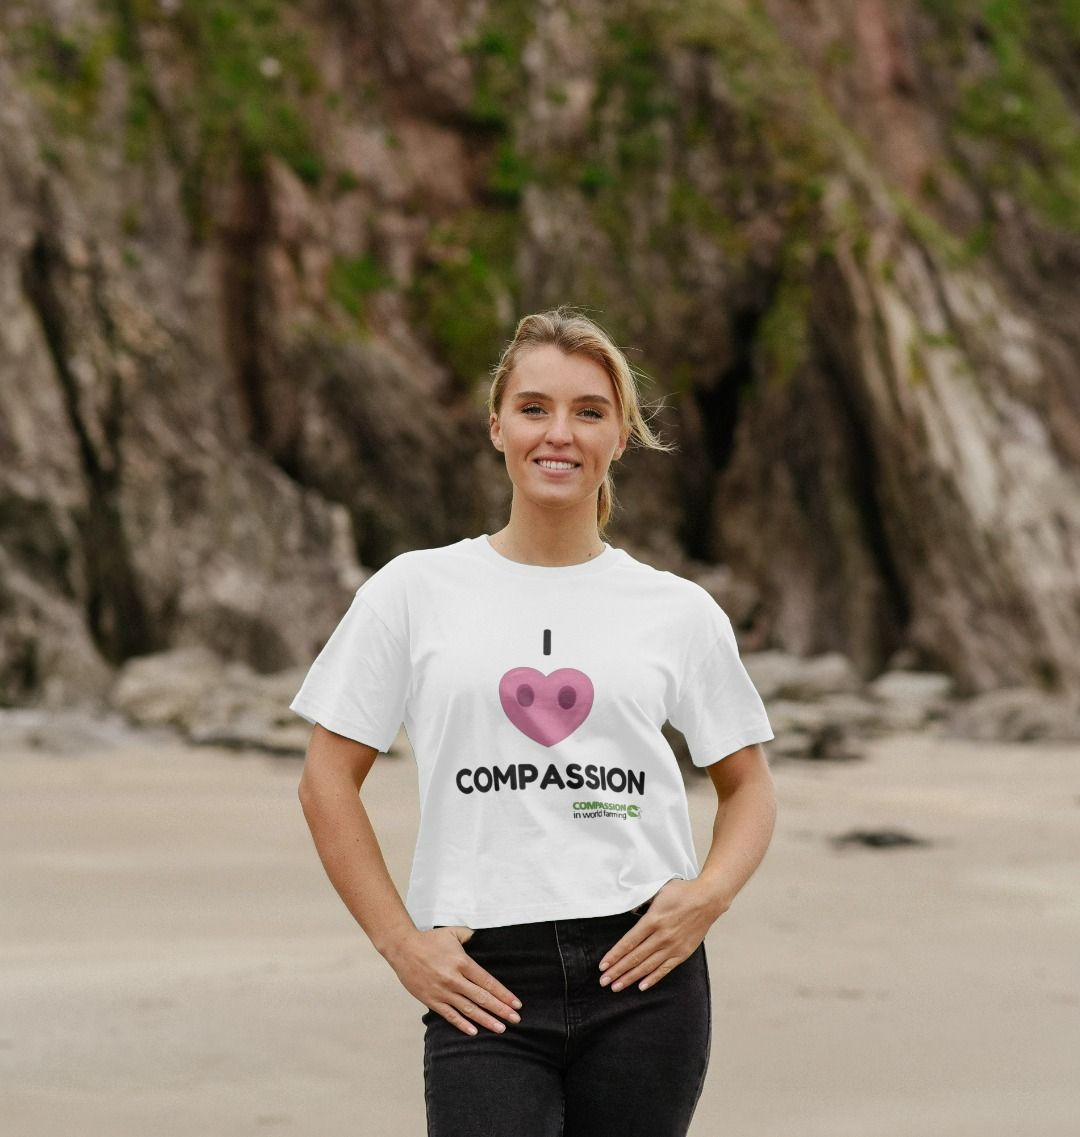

{"left": 593, "top": 15, "right": 676, "bottom": 170}
{"left": 571, "top": 0, "right": 851, "bottom": 391}
{"left": 328, "top": 254, "right": 394, "bottom": 332}
{"left": 9, "top": 1, "right": 323, "bottom": 220}
{"left": 757, "top": 244, "right": 814, "bottom": 388}
{"left": 487, "top": 140, "right": 534, "bottom": 204}
{"left": 921, "top": 0, "right": 1080, "bottom": 231}
{"left": 666, "top": 181, "right": 747, "bottom": 257}
{"left": 410, "top": 209, "right": 520, "bottom": 387}
{"left": 14, "top": 17, "right": 114, "bottom": 134}
{"left": 170, "top": 0, "right": 322, "bottom": 183}
{"left": 658, "top": 0, "right": 838, "bottom": 198}
{"left": 460, "top": 2, "right": 535, "bottom": 130}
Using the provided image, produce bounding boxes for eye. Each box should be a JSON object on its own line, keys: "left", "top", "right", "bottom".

{"left": 519, "top": 403, "right": 604, "bottom": 419}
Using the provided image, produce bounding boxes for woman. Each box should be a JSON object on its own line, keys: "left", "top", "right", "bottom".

{"left": 291, "top": 307, "right": 778, "bottom": 1137}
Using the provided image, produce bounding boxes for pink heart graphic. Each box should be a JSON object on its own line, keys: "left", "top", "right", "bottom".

{"left": 498, "top": 667, "right": 594, "bottom": 747}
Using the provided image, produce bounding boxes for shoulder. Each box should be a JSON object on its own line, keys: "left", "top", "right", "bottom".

{"left": 616, "top": 550, "right": 729, "bottom": 617}
{"left": 357, "top": 539, "right": 471, "bottom": 593}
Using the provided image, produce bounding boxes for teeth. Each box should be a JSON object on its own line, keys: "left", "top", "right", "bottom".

{"left": 537, "top": 459, "right": 577, "bottom": 469}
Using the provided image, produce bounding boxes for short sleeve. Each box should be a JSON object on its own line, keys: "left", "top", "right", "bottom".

{"left": 289, "top": 588, "right": 411, "bottom": 753}
{"left": 667, "top": 602, "right": 774, "bottom": 767}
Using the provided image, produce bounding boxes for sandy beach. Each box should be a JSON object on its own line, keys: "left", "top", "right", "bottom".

{"left": 2, "top": 727, "right": 1077, "bottom": 1136}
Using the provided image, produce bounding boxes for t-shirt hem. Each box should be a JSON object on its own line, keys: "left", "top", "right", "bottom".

{"left": 288, "top": 696, "right": 399, "bottom": 753}
{"left": 412, "top": 875, "right": 692, "bottom": 930}
{"left": 690, "top": 722, "right": 776, "bottom": 766}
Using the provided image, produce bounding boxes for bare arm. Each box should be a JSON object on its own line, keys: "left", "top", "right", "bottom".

{"left": 297, "top": 723, "right": 417, "bottom": 959}
{"left": 697, "top": 741, "right": 778, "bottom": 917}
{"left": 596, "top": 741, "right": 778, "bottom": 992}
{"left": 297, "top": 723, "right": 522, "bottom": 1035}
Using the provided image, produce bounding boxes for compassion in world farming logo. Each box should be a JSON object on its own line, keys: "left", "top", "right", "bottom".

{"left": 572, "top": 801, "right": 642, "bottom": 820}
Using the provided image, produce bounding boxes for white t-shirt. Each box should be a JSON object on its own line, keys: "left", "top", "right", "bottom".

{"left": 289, "top": 534, "right": 774, "bottom": 930}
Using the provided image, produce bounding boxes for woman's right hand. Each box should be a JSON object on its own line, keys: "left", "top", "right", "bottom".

{"left": 386, "top": 926, "right": 523, "bottom": 1036}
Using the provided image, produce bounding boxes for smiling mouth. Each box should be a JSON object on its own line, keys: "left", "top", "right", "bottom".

{"left": 535, "top": 459, "right": 579, "bottom": 470}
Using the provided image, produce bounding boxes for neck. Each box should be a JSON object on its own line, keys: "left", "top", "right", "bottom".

{"left": 490, "top": 500, "right": 606, "bottom": 567}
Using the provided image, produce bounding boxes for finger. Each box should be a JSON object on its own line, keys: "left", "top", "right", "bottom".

{"left": 603, "top": 946, "right": 674, "bottom": 991}
{"left": 461, "top": 960, "right": 523, "bottom": 1020}
{"left": 599, "top": 930, "right": 654, "bottom": 983}
{"left": 626, "top": 954, "right": 680, "bottom": 992}
{"left": 449, "top": 989, "right": 513, "bottom": 1035}
{"left": 430, "top": 986, "right": 512, "bottom": 1037}
{"left": 432, "top": 1000, "right": 481, "bottom": 1036}
{"left": 598, "top": 928, "right": 647, "bottom": 974}
{"left": 452, "top": 973, "right": 525, "bottom": 1027}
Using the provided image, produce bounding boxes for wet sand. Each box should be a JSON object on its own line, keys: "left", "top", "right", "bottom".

{"left": 2, "top": 729, "right": 1078, "bottom": 1136}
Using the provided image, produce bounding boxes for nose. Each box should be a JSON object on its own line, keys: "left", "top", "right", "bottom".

{"left": 544, "top": 412, "right": 574, "bottom": 444}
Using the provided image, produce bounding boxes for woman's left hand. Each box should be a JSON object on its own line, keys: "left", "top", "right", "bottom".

{"left": 598, "top": 878, "right": 724, "bottom": 993}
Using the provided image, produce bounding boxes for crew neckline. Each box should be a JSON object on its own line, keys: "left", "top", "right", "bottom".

{"left": 470, "top": 534, "right": 621, "bottom": 577}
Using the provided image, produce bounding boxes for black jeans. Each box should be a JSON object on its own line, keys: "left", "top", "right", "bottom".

{"left": 423, "top": 900, "right": 712, "bottom": 1136}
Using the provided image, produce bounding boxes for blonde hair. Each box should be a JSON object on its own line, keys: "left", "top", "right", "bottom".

{"left": 488, "top": 307, "right": 675, "bottom": 534}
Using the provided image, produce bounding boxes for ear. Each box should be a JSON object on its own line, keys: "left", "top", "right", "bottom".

{"left": 490, "top": 412, "right": 504, "bottom": 451}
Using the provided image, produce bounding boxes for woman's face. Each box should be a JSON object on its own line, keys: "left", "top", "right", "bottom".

{"left": 489, "top": 344, "right": 629, "bottom": 514}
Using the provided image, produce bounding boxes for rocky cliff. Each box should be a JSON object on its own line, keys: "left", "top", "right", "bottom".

{"left": 2, "top": 0, "right": 1079, "bottom": 713}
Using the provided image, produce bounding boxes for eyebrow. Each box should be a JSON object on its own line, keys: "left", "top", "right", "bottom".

{"left": 512, "top": 390, "right": 614, "bottom": 407}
